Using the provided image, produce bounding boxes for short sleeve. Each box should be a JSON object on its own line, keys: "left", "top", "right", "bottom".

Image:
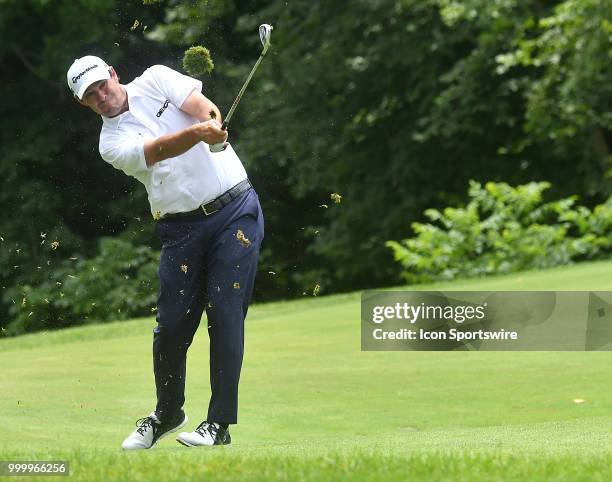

{"left": 146, "top": 65, "right": 202, "bottom": 108}
{"left": 99, "top": 131, "right": 149, "bottom": 177}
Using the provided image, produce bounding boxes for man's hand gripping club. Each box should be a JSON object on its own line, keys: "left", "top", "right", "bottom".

{"left": 143, "top": 106, "right": 228, "bottom": 167}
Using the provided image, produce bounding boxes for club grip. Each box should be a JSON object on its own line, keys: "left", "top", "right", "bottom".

{"left": 210, "top": 113, "right": 229, "bottom": 152}
{"left": 210, "top": 142, "right": 228, "bottom": 153}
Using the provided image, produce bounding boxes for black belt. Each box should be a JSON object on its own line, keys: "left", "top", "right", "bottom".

{"left": 161, "top": 179, "right": 252, "bottom": 220}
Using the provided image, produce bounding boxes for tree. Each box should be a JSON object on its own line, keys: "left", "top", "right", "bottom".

{"left": 496, "top": 0, "right": 612, "bottom": 197}
{"left": 234, "top": 0, "right": 596, "bottom": 294}
{"left": 0, "top": 0, "right": 171, "bottom": 330}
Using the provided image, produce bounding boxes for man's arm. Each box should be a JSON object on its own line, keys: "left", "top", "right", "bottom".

{"left": 143, "top": 119, "right": 227, "bottom": 167}
{"left": 180, "top": 90, "right": 222, "bottom": 122}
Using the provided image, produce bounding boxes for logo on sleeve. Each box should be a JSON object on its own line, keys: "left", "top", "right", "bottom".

{"left": 156, "top": 100, "right": 170, "bottom": 118}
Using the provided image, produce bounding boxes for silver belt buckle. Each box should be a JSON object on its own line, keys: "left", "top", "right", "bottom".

{"left": 202, "top": 203, "right": 218, "bottom": 216}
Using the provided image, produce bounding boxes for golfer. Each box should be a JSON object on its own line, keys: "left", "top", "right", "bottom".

{"left": 66, "top": 56, "right": 264, "bottom": 449}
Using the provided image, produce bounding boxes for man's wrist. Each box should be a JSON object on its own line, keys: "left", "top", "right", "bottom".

{"left": 189, "top": 123, "right": 207, "bottom": 143}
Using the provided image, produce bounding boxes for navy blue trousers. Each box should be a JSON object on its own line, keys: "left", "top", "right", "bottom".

{"left": 152, "top": 188, "right": 264, "bottom": 425}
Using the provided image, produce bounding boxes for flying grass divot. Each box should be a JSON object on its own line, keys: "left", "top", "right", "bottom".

{"left": 182, "top": 46, "right": 214, "bottom": 77}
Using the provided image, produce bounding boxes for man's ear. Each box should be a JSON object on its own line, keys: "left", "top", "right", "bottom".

{"left": 109, "top": 66, "right": 119, "bottom": 82}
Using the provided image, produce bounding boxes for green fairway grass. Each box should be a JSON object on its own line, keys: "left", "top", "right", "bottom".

{"left": 2, "top": 260, "right": 612, "bottom": 481}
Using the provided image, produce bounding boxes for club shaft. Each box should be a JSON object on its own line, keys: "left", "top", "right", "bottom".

{"left": 222, "top": 53, "right": 266, "bottom": 128}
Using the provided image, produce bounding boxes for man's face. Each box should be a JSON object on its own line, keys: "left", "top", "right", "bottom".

{"left": 78, "top": 68, "right": 126, "bottom": 117}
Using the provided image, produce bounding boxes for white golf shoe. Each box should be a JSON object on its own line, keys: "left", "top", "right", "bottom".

{"left": 176, "top": 421, "right": 231, "bottom": 447}
{"left": 121, "top": 410, "right": 188, "bottom": 450}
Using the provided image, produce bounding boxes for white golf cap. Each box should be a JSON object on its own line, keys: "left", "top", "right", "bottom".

{"left": 66, "top": 55, "right": 111, "bottom": 99}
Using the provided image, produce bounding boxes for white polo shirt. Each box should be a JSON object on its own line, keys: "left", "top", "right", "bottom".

{"left": 99, "top": 65, "right": 248, "bottom": 218}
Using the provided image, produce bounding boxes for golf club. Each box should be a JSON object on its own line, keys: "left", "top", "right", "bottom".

{"left": 210, "top": 23, "right": 273, "bottom": 153}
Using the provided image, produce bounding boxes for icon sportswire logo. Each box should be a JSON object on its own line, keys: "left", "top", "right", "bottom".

{"left": 72, "top": 65, "right": 98, "bottom": 83}
{"left": 156, "top": 99, "right": 170, "bottom": 117}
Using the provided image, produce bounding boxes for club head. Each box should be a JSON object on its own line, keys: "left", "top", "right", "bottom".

{"left": 259, "top": 24, "right": 273, "bottom": 55}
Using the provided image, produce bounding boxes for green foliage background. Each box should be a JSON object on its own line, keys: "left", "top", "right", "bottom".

{"left": 387, "top": 181, "right": 612, "bottom": 283}
{"left": 0, "top": 0, "right": 610, "bottom": 334}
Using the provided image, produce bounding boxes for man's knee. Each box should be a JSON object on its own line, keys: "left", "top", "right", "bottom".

{"left": 153, "top": 322, "right": 196, "bottom": 347}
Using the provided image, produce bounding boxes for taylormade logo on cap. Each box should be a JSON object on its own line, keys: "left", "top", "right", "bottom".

{"left": 66, "top": 55, "right": 111, "bottom": 99}
{"left": 72, "top": 64, "right": 99, "bottom": 84}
